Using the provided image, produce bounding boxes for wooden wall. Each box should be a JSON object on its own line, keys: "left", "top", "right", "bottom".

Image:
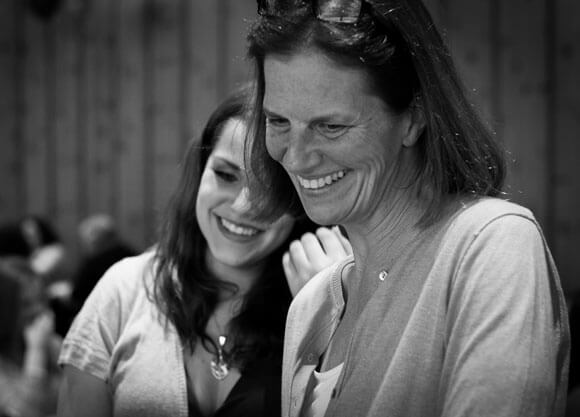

{"left": 0, "top": 0, "right": 579, "bottom": 295}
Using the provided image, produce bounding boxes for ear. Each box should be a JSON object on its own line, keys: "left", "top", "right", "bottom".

{"left": 401, "top": 101, "right": 425, "bottom": 148}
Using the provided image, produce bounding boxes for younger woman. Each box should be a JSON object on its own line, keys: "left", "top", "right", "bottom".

{"left": 57, "top": 86, "right": 349, "bottom": 417}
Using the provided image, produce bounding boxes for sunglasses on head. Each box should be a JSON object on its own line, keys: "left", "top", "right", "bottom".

{"left": 257, "top": 0, "right": 368, "bottom": 24}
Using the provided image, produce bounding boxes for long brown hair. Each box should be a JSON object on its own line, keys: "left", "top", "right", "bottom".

{"left": 247, "top": 0, "right": 506, "bottom": 226}
{"left": 150, "top": 85, "right": 317, "bottom": 367}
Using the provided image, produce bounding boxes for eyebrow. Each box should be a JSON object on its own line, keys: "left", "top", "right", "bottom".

{"left": 263, "top": 107, "right": 353, "bottom": 125}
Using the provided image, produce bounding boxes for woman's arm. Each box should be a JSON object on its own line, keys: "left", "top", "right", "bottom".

{"left": 58, "top": 365, "right": 112, "bottom": 417}
{"left": 442, "top": 214, "right": 568, "bottom": 416}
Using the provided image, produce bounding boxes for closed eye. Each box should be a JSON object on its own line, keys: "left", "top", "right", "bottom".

{"left": 213, "top": 169, "right": 238, "bottom": 183}
{"left": 265, "top": 116, "right": 290, "bottom": 130}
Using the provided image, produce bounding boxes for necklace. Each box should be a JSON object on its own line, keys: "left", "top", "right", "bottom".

{"left": 207, "top": 296, "right": 244, "bottom": 380}
{"left": 210, "top": 335, "right": 229, "bottom": 380}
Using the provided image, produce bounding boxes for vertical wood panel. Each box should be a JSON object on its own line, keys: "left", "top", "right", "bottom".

{"left": 142, "top": 0, "right": 155, "bottom": 243}
{"left": 498, "top": 0, "right": 549, "bottom": 226}
{"left": 187, "top": 0, "right": 219, "bottom": 144}
{"left": 150, "top": 0, "right": 181, "bottom": 241}
{"left": 75, "top": 6, "right": 89, "bottom": 220}
{"left": 0, "top": 0, "right": 21, "bottom": 219}
{"left": 222, "top": 0, "right": 254, "bottom": 94}
{"left": 109, "top": 2, "right": 122, "bottom": 227}
{"left": 553, "top": 0, "right": 580, "bottom": 294}
{"left": 53, "top": 7, "right": 81, "bottom": 249}
{"left": 44, "top": 18, "right": 58, "bottom": 221}
{"left": 118, "top": 0, "right": 147, "bottom": 249}
{"left": 85, "top": 0, "right": 116, "bottom": 216}
{"left": 22, "top": 10, "right": 49, "bottom": 216}
{"left": 2, "top": 0, "right": 578, "bottom": 291}
{"left": 444, "top": 0, "right": 494, "bottom": 124}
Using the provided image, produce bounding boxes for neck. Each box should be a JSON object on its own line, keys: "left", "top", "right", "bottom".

{"left": 341, "top": 182, "right": 428, "bottom": 305}
{"left": 204, "top": 251, "right": 264, "bottom": 301}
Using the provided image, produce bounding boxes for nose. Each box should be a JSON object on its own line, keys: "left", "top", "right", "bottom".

{"left": 231, "top": 186, "right": 253, "bottom": 213}
{"left": 270, "top": 127, "right": 322, "bottom": 172}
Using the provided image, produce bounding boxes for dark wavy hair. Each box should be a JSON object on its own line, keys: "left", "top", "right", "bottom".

{"left": 150, "top": 85, "right": 317, "bottom": 368}
{"left": 247, "top": 0, "right": 506, "bottom": 226}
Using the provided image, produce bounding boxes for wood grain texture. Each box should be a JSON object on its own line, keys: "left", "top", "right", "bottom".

{"left": 148, "top": 0, "right": 182, "bottom": 243}
{"left": 53, "top": 5, "right": 81, "bottom": 250}
{"left": 84, "top": 0, "right": 116, "bottom": 217}
{"left": 187, "top": 0, "right": 219, "bottom": 145}
{"left": 0, "top": 0, "right": 578, "bottom": 294}
{"left": 0, "top": 0, "right": 21, "bottom": 219}
{"left": 118, "top": 0, "right": 147, "bottom": 249}
{"left": 22, "top": 9, "right": 49, "bottom": 217}
{"left": 497, "top": 0, "right": 549, "bottom": 226}
{"left": 444, "top": 0, "right": 494, "bottom": 124}
{"left": 221, "top": 0, "right": 254, "bottom": 96}
{"left": 553, "top": 0, "right": 580, "bottom": 294}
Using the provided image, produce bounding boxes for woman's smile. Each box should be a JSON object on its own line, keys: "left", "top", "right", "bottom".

{"left": 215, "top": 214, "right": 261, "bottom": 239}
{"left": 296, "top": 170, "right": 348, "bottom": 190}
{"left": 197, "top": 117, "right": 295, "bottom": 269}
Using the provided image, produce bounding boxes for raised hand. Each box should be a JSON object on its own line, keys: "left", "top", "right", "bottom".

{"left": 283, "top": 226, "right": 352, "bottom": 297}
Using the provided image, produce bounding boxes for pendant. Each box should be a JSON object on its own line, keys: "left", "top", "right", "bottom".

{"left": 210, "top": 335, "right": 229, "bottom": 380}
{"left": 379, "top": 270, "right": 388, "bottom": 281}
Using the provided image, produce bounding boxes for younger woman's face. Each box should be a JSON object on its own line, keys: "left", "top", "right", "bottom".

{"left": 196, "top": 117, "right": 295, "bottom": 271}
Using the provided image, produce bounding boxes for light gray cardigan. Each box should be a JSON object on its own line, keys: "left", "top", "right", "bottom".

{"left": 282, "top": 198, "right": 569, "bottom": 417}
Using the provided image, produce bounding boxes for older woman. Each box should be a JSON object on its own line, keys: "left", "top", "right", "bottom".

{"left": 246, "top": 1, "right": 569, "bottom": 416}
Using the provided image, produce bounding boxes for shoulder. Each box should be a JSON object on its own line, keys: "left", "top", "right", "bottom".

{"left": 433, "top": 197, "right": 554, "bottom": 293}
{"left": 94, "top": 250, "right": 156, "bottom": 296}
{"left": 451, "top": 197, "right": 536, "bottom": 231}
{"left": 442, "top": 198, "right": 557, "bottom": 297}
{"left": 441, "top": 197, "right": 542, "bottom": 252}
{"left": 69, "top": 250, "right": 157, "bottom": 334}
{"left": 58, "top": 251, "right": 159, "bottom": 376}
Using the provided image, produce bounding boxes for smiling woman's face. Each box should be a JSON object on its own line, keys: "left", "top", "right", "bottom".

{"left": 262, "top": 50, "right": 417, "bottom": 227}
{"left": 196, "top": 117, "right": 295, "bottom": 271}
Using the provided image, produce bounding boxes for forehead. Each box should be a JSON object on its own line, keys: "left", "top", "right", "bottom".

{"left": 211, "top": 118, "right": 247, "bottom": 165}
{"left": 263, "top": 49, "right": 377, "bottom": 117}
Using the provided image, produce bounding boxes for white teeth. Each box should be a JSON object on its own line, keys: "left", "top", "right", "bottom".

{"left": 220, "top": 217, "right": 258, "bottom": 236}
{"left": 297, "top": 170, "right": 347, "bottom": 190}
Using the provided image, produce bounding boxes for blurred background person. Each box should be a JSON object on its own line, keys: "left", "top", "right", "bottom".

{"left": 0, "top": 257, "right": 61, "bottom": 417}
{"left": 0, "top": 215, "right": 69, "bottom": 286}
{"left": 49, "top": 214, "right": 136, "bottom": 337}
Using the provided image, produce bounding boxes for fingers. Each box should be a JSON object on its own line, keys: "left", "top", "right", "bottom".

{"left": 282, "top": 251, "right": 302, "bottom": 297}
{"left": 316, "top": 227, "right": 347, "bottom": 261}
{"left": 300, "top": 232, "right": 327, "bottom": 265}
{"left": 332, "top": 225, "right": 353, "bottom": 255}
{"left": 283, "top": 227, "right": 353, "bottom": 298}
{"left": 284, "top": 234, "right": 327, "bottom": 298}
{"left": 289, "top": 237, "right": 314, "bottom": 274}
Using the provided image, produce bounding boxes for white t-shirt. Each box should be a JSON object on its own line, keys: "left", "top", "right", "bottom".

{"left": 302, "top": 363, "right": 344, "bottom": 417}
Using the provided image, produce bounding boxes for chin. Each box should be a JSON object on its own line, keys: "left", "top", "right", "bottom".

{"left": 303, "top": 207, "right": 338, "bottom": 227}
{"left": 216, "top": 252, "right": 259, "bottom": 269}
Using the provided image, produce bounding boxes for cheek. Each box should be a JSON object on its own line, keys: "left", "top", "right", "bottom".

{"left": 265, "top": 130, "right": 285, "bottom": 163}
{"left": 196, "top": 173, "right": 213, "bottom": 216}
{"left": 265, "top": 215, "right": 295, "bottom": 246}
